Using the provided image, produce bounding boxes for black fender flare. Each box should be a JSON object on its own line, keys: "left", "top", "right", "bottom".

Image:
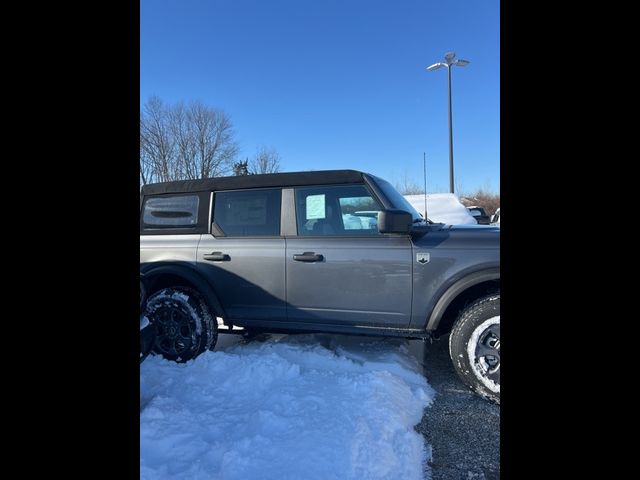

{"left": 425, "top": 267, "right": 500, "bottom": 331}
{"left": 140, "top": 262, "right": 226, "bottom": 318}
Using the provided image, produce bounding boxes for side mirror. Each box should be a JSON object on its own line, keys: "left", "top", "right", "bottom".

{"left": 378, "top": 209, "right": 412, "bottom": 234}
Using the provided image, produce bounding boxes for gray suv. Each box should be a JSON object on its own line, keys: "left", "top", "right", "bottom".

{"left": 140, "top": 170, "right": 500, "bottom": 403}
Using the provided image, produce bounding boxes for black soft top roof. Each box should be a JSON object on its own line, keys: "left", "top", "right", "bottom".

{"left": 141, "top": 169, "right": 366, "bottom": 195}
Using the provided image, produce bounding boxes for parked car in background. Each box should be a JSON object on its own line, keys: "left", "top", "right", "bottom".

{"left": 491, "top": 208, "right": 500, "bottom": 225}
{"left": 403, "top": 193, "right": 476, "bottom": 225}
{"left": 467, "top": 206, "right": 491, "bottom": 225}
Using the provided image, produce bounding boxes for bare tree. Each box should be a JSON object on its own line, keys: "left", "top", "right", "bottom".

{"left": 140, "top": 97, "right": 239, "bottom": 184}
{"left": 249, "top": 146, "right": 281, "bottom": 174}
{"left": 459, "top": 189, "right": 500, "bottom": 214}
{"left": 140, "top": 119, "right": 152, "bottom": 186}
{"left": 394, "top": 169, "right": 424, "bottom": 195}
{"left": 168, "top": 101, "right": 191, "bottom": 180}
{"left": 185, "top": 101, "right": 238, "bottom": 179}
{"left": 140, "top": 96, "right": 176, "bottom": 184}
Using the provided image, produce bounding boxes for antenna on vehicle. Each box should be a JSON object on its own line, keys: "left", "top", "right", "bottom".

{"left": 423, "top": 152, "right": 428, "bottom": 221}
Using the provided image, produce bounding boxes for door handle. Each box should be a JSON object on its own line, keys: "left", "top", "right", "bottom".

{"left": 203, "top": 252, "right": 230, "bottom": 261}
{"left": 293, "top": 252, "right": 324, "bottom": 262}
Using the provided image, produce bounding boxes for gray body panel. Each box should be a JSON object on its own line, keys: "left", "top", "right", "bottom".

{"left": 285, "top": 236, "right": 413, "bottom": 327}
{"left": 140, "top": 234, "right": 201, "bottom": 265}
{"left": 196, "top": 236, "right": 286, "bottom": 321}
{"left": 410, "top": 225, "right": 500, "bottom": 329}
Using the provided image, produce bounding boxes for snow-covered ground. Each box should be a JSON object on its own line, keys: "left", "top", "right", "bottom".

{"left": 140, "top": 334, "right": 435, "bottom": 480}
{"left": 403, "top": 193, "right": 476, "bottom": 225}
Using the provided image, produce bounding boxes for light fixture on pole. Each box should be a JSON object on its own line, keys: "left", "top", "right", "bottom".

{"left": 427, "top": 52, "right": 469, "bottom": 194}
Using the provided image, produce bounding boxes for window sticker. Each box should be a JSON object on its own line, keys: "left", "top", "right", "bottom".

{"left": 306, "top": 194, "right": 326, "bottom": 220}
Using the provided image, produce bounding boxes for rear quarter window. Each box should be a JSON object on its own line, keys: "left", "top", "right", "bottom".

{"left": 142, "top": 195, "right": 200, "bottom": 228}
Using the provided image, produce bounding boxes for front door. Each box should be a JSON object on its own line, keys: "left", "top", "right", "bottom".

{"left": 286, "top": 184, "right": 413, "bottom": 327}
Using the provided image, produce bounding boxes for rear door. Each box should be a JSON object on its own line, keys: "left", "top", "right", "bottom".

{"left": 285, "top": 184, "right": 413, "bottom": 327}
{"left": 196, "top": 188, "right": 286, "bottom": 321}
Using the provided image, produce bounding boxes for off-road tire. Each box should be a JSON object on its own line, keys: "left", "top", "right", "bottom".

{"left": 449, "top": 294, "right": 500, "bottom": 404}
{"left": 145, "top": 287, "right": 217, "bottom": 362}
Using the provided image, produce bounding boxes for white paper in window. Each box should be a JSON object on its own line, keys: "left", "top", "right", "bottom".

{"left": 306, "top": 194, "right": 326, "bottom": 219}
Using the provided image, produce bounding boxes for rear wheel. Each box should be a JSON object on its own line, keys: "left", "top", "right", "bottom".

{"left": 449, "top": 294, "right": 500, "bottom": 404}
{"left": 144, "top": 287, "right": 217, "bottom": 362}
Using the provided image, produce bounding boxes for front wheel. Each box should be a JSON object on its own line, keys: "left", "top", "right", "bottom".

{"left": 449, "top": 294, "right": 500, "bottom": 404}
{"left": 144, "top": 287, "right": 217, "bottom": 362}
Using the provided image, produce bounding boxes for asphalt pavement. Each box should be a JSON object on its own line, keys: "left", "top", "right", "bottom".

{"left": 410, "top": 335, "right": 500, "bottom": 480}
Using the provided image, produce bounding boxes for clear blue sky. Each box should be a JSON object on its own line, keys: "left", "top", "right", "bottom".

{"left": 141, "top": 0, "right": 500, "bottom": 193}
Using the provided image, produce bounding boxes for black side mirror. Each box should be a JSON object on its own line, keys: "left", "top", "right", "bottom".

{"left": 378, "top": 209, "right": 412, "bottom": 234}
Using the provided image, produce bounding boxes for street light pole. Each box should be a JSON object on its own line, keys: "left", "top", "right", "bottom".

{"left": 447, "top": 63, "right": 454, "bottom": 194}
{"left": 427, "top": 52, "right": 469, "bottom": 194}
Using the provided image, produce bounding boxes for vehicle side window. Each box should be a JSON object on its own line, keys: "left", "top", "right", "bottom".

{"left": 213, "top": 189, "right": 281, "bottom": 236}
{"left": 142, "top": 195, "right": 199, "bottom": 228}
{"left": 295, "top": 185, "right": 382, "bottom": 236}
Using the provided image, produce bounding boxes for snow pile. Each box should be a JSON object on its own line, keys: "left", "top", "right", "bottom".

{"left": 140, "top": 334, "right": 435, "bottom": 480}
{"left": 404, "top": 193, "right": 476, "bottom": 225}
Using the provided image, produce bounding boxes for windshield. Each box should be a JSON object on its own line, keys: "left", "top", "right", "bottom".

{"left": 369, "top": 175, "right": 424, "bottom": 222}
